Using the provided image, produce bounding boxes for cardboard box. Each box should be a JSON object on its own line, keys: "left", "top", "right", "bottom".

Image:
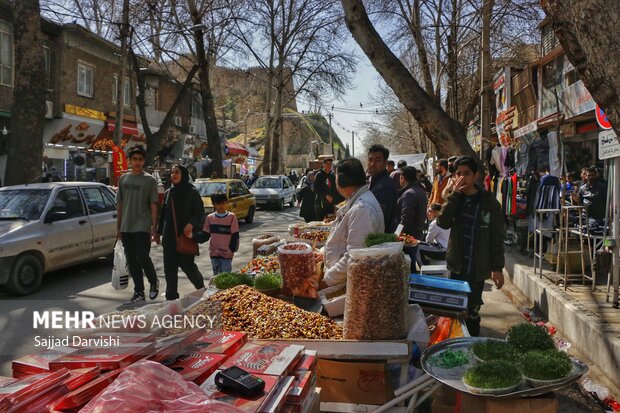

{"left": 460, "top": 392, "right": 558, "bottom": 413}
{"left": 316, "top": 359, "right": 393, "bottom": 405}
{"left": 221, "top": 342, "right": 304, "bottom": 377}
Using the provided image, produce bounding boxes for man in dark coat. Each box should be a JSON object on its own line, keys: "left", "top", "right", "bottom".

{"left": 397, "top": 166, "right": 428, "bottom": 240}
{"left": 314, "top": 159, "right": 337, "bottom": 220}
{"left": 367, "top": 144, "right": 398, "bottom": 232}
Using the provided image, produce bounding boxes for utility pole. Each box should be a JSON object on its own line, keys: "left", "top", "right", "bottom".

{"left": 328, "top": 112, "right": 334, "bottom": 156}
{"left": 480, "top": 0, "right": 494, "bottom": 161}
{"left": 351, "top": 131, "right": 355, "bottom": 158}
{"left": 114, "top": 0, "right": 130, "bottom": 147}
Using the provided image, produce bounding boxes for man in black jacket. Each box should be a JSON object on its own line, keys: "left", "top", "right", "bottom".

{"left": 314, "top": 158, "right": 337, "bottom": 220}
{"left": 368, "top": 144, "right": 398, "bottom": 232}
{"left": 397, "top": 166, "right": 428, "bottom": 240}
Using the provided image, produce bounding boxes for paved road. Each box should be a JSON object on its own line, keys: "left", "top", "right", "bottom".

{"left": 0, "top": 207, "right": 303, "bottom": 376}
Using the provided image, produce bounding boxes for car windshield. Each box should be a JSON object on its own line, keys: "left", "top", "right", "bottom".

{"left": 195, "top": 182, "right": 227, "bottom": 197}
{"left": 0, "top": 189, "right": 51, "bottom": 221}
{"left": 253, "top": 178, "right": 281, "bottom": 189}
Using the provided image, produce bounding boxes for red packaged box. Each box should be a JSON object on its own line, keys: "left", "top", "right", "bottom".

{"left": 200, "top": 371, "right": 279, "bottom": 413}
{"left": 53, "top": 369, "right": 121, "bottom": 411}
{"left": 184, "top": 330, "right": 247, "bottom": 357}
{"left": 0, "top": 368, "right": 70, "bottom": 413}
{"left": 281, "top": 388, "right": 316, "bottom": 413}
{"left": 292, "top": 350, "right": 317, "bottom": 372}
{"left": 260, "top": 375, "right": 295, "bottom": 413}
{"left": 0, "top": 377, "right": 16, "bottom": 388}
{"left": 166, "top": 352, "right": 227, "bottom": 385}
{"left": 63, "top": 368, "right": 100, "bottom": 391}
{"left": 10, "top": 384, "right": 69, "bottom": 413}
{"left": 148, "top": 329, "right": 204, "bottom": 363}
{"left": 221, "top": 342, "right": 304, "bottom": 377}
{"left": 12, "top": 347, "right": 77, "bottom": 378}
{"left": 285, "top": 371, "right": 316, "bottom": 405}
{"left": 48, "top": 343, "right": 153, "bottom": 372}
{"left": 74, "top": 332, "right": 156, "bottom": 345}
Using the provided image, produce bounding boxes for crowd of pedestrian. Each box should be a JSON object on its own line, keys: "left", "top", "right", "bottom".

{"left": 114, "top": 143, "right": 508, "bottom": 337}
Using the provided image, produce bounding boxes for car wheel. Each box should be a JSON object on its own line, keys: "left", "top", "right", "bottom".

{"left": 6, "top": 253, "right": 43, "bottom": 296}
{"left": 278, "top": 198, "right": 285, "bottom": 211}
{"left": 290, "top": 197, "right": 295, "bottom": 207}
{"left": 245, "top": 206, "right": 255, "bottom": 224}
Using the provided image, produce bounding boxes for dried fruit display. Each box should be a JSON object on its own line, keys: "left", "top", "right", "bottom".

{"left": 278, "top": 243, "right": 318, "bottom": 298}
{"left": 239, "top": 254, "right": 280, "bottom": 276}
{"left": 344, "top": 243, "right": 408, "bottom": 340}
{"left": 294, "top": 229, "right": 330, "bottom": 243}
{"left": 208, "top": 286, "right": 342, "bottom": 340}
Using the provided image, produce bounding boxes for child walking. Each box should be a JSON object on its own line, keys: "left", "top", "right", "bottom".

{"left": 203, "top": 193, "right": 240, "bottom": 275}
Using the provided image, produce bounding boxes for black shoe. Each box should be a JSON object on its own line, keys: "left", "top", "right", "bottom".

{"left": 126, "top": 292, "right": 145, "bottom": 305}
{"left": 149, "top": 279, "right": 159, "bottom": 300}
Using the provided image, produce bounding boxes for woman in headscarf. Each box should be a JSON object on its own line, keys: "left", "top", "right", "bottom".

{"left": 297, "top": 169, "right": 317, "bottom": 223}
{"left": 155, "top": 164, "right": 205, "bottom": 300}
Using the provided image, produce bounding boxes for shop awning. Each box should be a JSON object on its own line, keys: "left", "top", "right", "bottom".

{"left": 225, "top": 141, "right": 249, "bottom": 156}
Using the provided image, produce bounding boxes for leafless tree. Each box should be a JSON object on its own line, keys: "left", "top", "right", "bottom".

{"left": 232, "top": 0, "right": 357, "bottom": 174}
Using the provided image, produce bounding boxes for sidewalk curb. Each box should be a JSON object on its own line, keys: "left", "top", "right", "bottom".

{"left": 504, "top": 251, "right": 620, "bottom": 391}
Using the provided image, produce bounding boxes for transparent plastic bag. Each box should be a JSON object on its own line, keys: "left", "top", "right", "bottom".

{"left": 252, "top": 234, "right": 280, "bottom": 258}
{"left": 80, "top": 360, "right": 243, "bottom": 413}
{"left": 344, "top": 242, "right": 408, "bottom": 340}
{"left": 111, "top": 241, "right": 129, "bottom": 290}
{"left": 277, "top": 243, "right": 318, "bottom": 298}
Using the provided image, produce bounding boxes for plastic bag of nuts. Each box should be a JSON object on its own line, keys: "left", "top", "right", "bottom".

{"left": 344, "top": 242, "right": 408, "bottom": 340}
{"left": 252, "top": 234, "right": 280, "bottom": 258}
{"left": 277, "top": 242, "right": 318, "bottom": 298}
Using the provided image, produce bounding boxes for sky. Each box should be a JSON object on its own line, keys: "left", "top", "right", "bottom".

{"left": 297, "top": 41, "right": 383, "bottom": 157}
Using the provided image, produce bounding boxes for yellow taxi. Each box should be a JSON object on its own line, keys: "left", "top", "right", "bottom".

{"left": 193, "top": 179, "right": 257, "bottom": 223}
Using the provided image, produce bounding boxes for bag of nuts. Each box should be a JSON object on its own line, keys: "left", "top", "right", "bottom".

{"left": 252, "top": 234, "right": 280, "bottom": 258}
{"left": 277, "top": 242, "right": 318, "bottom": 298}
{"left": 344, "top": 242, "right": 408, "bottom": 340}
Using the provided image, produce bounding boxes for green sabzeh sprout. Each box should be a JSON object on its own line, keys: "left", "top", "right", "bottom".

{"left": 521, "top": 350, "right": 572, "bottom": 381}
{"left": 429, "top": 349, "right": 470, "bottom": 369}
{"left": 254, "top": 272, "right": 283, "bottom": 290}
{"left": 463, "top": 360, "right": 522, "bottom": 389}
{"left": 506, "top": 323, "right": 556, "bottom": 353}
{"left": 471, "top": 340, "right": 519, "bottom": 362}
{"left": 213, "top": 272, "right": 254, "bottom": 290}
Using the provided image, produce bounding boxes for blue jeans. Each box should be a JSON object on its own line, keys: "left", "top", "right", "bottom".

{"left": 211, "top": 258, "right": 232, "bottom": 275}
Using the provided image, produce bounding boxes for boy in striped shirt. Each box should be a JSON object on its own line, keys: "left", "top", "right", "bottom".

{"left": 203, "top": 193, "right": 240, "bottom": 275}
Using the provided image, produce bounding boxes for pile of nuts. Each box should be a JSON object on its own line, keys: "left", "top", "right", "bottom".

{"left": 344, "top": 249, "right": 408, "bottom": 340}
{"left": 398, "top": 233, "right": 419, "bottom": 246}
{"left": 294, "top": 229, "right": 330, "bottom": 243}
{"left": 252, "top": 234, "right": 280, "bottom": 258}
{"left": 208, "top": 285, "right": 343, "bottom": 340}
{"left": 161, "top": 300, "right": 224, "bottom": 336}
{"left": 278, "top": 243, "right": 318, "bottom": 298}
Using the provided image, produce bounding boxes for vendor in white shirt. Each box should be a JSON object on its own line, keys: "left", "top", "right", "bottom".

{"left": 317, "top": 158, "right": 385, "bottom": 289}
{"left": 417, "top": 203, "right": 450, "bottom": 265}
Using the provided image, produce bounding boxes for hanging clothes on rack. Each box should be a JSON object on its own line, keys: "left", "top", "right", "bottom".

{"left": 548, "top": 131, "right": 562, "bottom": 177}
{"left": 516, "top": 142, "right": 529, "bottom": 176}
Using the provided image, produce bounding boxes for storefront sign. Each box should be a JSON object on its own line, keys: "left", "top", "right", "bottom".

{"left": 112, "top": 145, "right": 127, "bottom": 178}
{"left": 181, "top": 134, "right": 196, "bottom": 159}
{"left": 563, "top": 80, "right": 595, "bottom": 118}
{"left": 514, "top": 121, "right": 538, "bottom": 139}
{"left": 599, "top": 129, "right": 620, "bottom": 160}
{"left": 44, "top": 113, "right": 105, "bottom": 147}
{"left": 64, "top": 104, "right": 106, "bottom": 121}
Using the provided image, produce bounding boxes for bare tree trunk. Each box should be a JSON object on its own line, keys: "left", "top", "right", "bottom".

{"left": 131, "top": 51, "right": 199, "bottom": 166}
{"left": 192, "top": 25, "right": 223, "bottom": 178}
{"left": 341, "top": 0, "right": 476, "bottom": 158}
{"left": 541, "top": 0, "right": 620, "bottom": 136}
{"left": 6, "top": 0, "right": 45, "bottom": 185}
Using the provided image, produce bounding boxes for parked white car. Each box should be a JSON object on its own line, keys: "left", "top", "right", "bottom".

{"left": 250, "top": 175, "right": 297, "bottom": 210}
{"left": 0, "top": 182, "right": 117, "bottom": 295}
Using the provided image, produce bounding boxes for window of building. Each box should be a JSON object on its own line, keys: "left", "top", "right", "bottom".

{"left": 191, "top": 92, "right": 203, "bottom": 119}
{"left": 0, "top": 20, "right": 13, "bottom": 87}
{"left": 77, "top": 62, "right": 94, "bottom": 97}
{"left": 42, "top": 40, "right": 51, "bottom": 89}
{"left": 113, "top": 75, "right": 118, "bottom": 103}
{"left": 124, "top": 77, "right": 131, "bottom": 107}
